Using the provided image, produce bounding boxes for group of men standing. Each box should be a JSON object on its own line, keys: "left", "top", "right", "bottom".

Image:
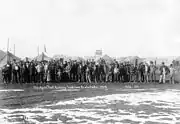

{"left": 1, "top": 59, "right": 175, "bottom": 84}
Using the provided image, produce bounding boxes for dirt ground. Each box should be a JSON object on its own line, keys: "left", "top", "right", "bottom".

{"left": 0, "top": 82, "right": 180, "bottom": 123}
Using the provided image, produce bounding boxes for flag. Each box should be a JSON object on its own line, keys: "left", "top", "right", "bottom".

{"left": 44, "top": 45, "right": 47, "bottom": 53}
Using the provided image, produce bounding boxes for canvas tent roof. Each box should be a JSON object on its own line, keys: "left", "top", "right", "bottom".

{"left": 175, "top": 56, "right": 180, "bottom": 61}
{"left": 144, "top": 57, "right": 173, "bottom": 65}
{"left": 53, "top": 54, "right": 66, "bottom": 59}
{"left": 34, "top": 52, "right": 51, "bottom": 61}
{"left": 0, "top": 50, "right": 6, "bottom": 60}
{"left": 84, "top": 56, "right": 96, "bottom": 60}
{"left": 23, "top": 57, "right": 33, "bottom": 62}
{"left": 97, "top": 54, "right": 114, "bottom": 64}
{"left": 52, "top": 54, "right": 72, "bottom": 62}
{"left": 116, "top": 57, "right": 126, "bottom": 62}
{"left": 0, "top": 51, "right": 21, "bottom": 68}
{"left": 71, "top": 56, "right": 84, "bottom": 61}
{"left": 52, "top": 54, "right": 70, "bottom": 60}
{"left": 124, "top": 56, "right": 139, "bottom": 61}
{"left": 123, "top": 56, "right": 143, "bottom": 64}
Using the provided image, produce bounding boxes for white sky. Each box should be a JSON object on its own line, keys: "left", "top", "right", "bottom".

{"left": 0, "top": 0, "right": 180, "bottom": 58}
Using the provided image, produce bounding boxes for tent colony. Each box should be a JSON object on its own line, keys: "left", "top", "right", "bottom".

{"left": 0, "top": 51, "right": 21, "bottom": 68}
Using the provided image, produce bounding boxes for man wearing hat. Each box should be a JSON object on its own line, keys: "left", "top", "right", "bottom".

{"left": 12, "top": 60, "right": 19, "bottom": 83}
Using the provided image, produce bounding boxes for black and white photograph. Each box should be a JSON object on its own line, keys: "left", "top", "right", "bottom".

{"left": 0, "top": 0, "right": 180, "bottom": 123}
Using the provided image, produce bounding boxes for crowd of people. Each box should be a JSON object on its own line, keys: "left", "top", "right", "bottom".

{"left": 0, "top": 58, "right": 176, "bottom": 84}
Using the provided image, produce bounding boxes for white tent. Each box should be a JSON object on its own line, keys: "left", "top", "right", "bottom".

{"left": 33, "top": 52, "right": 51, "bottom": 61}
{"left": 23, "top": 57, "right": 33, "bottom": 62}
{"left": 0, "top": 51, "right": 21, "bottom": 68}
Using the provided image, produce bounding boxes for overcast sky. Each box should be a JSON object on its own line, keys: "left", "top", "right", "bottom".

{"left": 0, "top": 0, "right": 180, "bottom": 58}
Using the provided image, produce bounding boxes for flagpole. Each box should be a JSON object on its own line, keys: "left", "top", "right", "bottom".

{"left": 7, "top": 38, "right": 9, "bottom": 52}
{"left": 42, "top": 52, "right": 44, "bottom": 61}
{"left": 14, "top": 44, "right": 15, "bottom": 55}
{"left": 7, "top": 38, "right": 9, "bottom": 63}
{"left": 44, "top": 44, "right": 46, "bottom": 53}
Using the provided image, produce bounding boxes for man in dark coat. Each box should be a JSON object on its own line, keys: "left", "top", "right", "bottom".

{"left": 30, "top": 62, "right": 36, "bottom": 83}
{"left": 77, "top": 62, "right": 82, "bottom": 82}
{"left": 12, "top": 62, "right": 19, "bottom": 83}
{"left": 20, "top": 62, "right": 25, "bottom": 83}
{"left": 24, "top": 62, "right": 30, "bottom": 83}
{"left": 6, "top": 62, "right": 12, "bottom": 83}
{"left": 2, "top": 65, "right": 8, "bottom": 83}
{"left": 119, "top": 63, "right": 126, "bottom": 83}
{"left": 81, "top": 62, "right": 86, "bottom": 82}
{"left": 99, "top": 63, "right": 105, "bottom": 82}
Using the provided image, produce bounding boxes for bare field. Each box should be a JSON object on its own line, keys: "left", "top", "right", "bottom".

{"left": 0, "top": 82, "right": 180, "bottom": 123}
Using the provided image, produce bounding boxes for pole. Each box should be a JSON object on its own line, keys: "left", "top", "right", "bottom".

{"left": 42, "top": 52, "right": 44, "bottom": 61}
{"left": 7, "top": 38, "right": 9, "bottom": 52}
{"left": 7, "top": 38, "right": 9, "bottom": 63}
{"left": 14, "top": 44, "right": 15, "bottom": 55}
{"left": 38, "top": 46, "right": 39, "bottom": 56}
